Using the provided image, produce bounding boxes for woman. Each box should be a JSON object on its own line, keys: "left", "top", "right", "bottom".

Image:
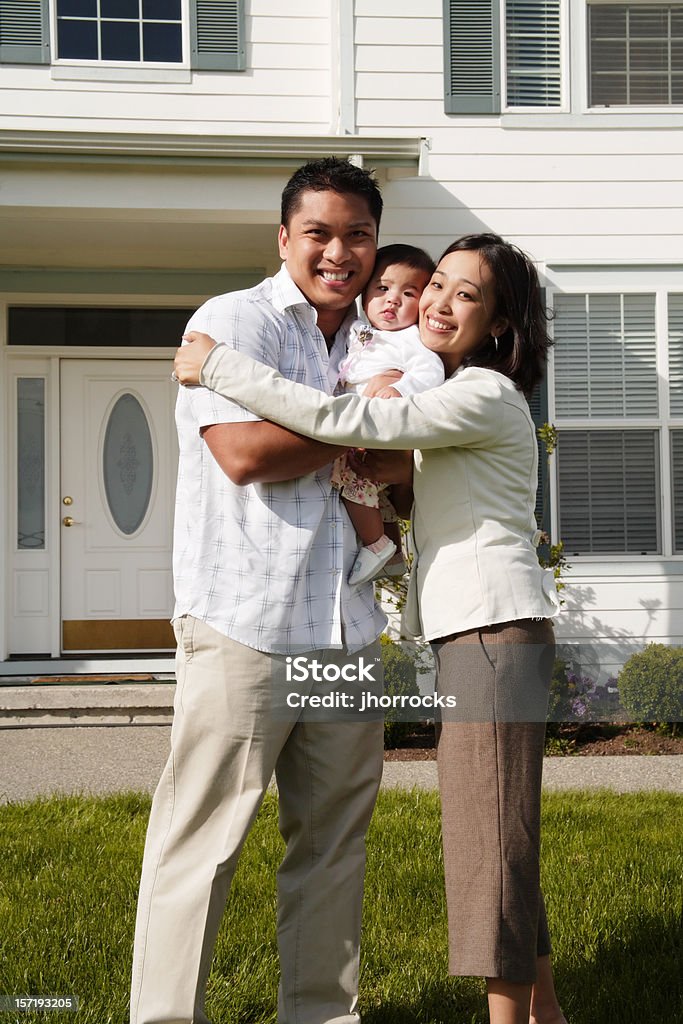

{"left": 174, "top": 233, "right": 568, "bottom": 1024}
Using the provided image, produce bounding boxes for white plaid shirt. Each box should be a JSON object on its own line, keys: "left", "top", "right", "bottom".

{"left": 173, "top": 265, "right": 386, "bottom": 654}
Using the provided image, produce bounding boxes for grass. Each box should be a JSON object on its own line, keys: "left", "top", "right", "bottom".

{"left": 0, "top": 790, "right": 681, "bottom": 1024}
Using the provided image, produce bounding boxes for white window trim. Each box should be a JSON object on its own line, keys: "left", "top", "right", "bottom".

{"left": 546, "top": 270, "right": 683, "bottom": 562}
{"left": 49, "top": 0, "right": 192, "bottom": 72}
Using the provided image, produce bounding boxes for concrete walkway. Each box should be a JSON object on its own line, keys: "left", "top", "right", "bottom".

{"left": 1, "top": 724, "right": 681, "bottom": 805}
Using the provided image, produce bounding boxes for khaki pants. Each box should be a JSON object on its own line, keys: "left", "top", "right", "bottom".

{"left": 434, "top": 618, "right": 555, "bottom": 984}
{"left": 130, "top": 616, "right": 384, "bottom": 1024}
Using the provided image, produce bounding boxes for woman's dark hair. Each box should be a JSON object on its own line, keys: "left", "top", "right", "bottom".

{"left": 438, "top": 233, "right": 552, "bottom": 397}
{"left": 371, "top": 243, "right": 435, "bottom": 281}
{"left": 281, "top": 157, "right": 383, "bottom": 232}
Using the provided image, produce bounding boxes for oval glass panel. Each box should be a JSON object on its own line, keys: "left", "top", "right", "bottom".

{"left": 103, "top": 394, "right": 153, "bottom": 535}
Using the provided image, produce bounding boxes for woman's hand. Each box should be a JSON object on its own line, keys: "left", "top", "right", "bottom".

{"left": 347, "top": 448, "right": 414, "bottom": 485}
{"left": 174, "top": 331, "right": 218, "bottom": 385}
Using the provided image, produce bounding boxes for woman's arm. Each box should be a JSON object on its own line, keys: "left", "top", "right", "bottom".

{"left": 177, "top": 336, "right": 504, "bottom": 451}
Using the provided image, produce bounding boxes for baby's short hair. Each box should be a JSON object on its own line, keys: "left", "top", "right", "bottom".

{"left": 371, "top": 243, "right": 436, "bottom": 281}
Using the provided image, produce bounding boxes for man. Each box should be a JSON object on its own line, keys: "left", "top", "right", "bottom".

{"left": 130, "top": 158, "right": 387, "bottom": 1024}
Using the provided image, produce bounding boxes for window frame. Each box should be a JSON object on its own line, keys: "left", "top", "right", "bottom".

{"left": 547, "top": 276, "right": 683, "bottom": 560}
{"left": 49, "top": 0, "right": 191, "bottom": 70}
{"left": 585, "top": 0, "right": 683, "bottom": 110}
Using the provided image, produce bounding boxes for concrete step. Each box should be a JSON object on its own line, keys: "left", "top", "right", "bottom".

{"left": 0, "top": 683, "right": 175, "bottom": 728}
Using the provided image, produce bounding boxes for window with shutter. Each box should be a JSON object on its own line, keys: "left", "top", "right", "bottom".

{"left": 0, "top": 0, "right": 245, "bottom": 69}
{"left": 443, "top": 0, "right": 563, "bottom": 113}
{"left": 588, "top": 2, "right": 683, "bottom": 106}
{"left": 505, "top": 0, "right": 562, "bottom": 106}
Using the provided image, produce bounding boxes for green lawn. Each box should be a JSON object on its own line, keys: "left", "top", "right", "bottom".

{"left": 0, "top": 790, "right": 681, "bottom": 1024}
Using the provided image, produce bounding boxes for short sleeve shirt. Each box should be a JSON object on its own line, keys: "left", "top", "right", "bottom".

{"left": 173, "top": 265, "right": 387, "bottom": 653}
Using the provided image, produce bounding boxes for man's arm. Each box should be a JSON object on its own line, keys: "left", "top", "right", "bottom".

{"left": 202, "top": 421, "right": 348, "bottom": 486}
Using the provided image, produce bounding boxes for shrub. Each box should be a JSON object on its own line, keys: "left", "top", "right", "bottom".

{"left": 617, "top": 644, "right": 683, "bottom": 728}
{"left": 381, "top": 634, "right": 421, "bottom": 748}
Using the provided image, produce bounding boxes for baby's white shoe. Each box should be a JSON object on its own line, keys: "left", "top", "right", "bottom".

{"left": 348, "top": 538, "right": 396, "bottom": 586}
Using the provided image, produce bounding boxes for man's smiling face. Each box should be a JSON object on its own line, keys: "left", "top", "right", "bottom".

{"left": 278, "top": 189, "right": 378, "bottom": 337}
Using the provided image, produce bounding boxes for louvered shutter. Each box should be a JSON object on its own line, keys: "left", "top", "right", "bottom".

{"left": 557, "top": 430, "right": 660, "bottom": 554}
{"left": 444, "top": 0, "right": 501, "bottom": 114}
{"left": 554, "top": 293, "right": 658, "bottom": 418}
{"left": 668, "top": 294, "right": 683, "bottom": 415}
{"left": 191, "top": 0, "right": 245, "bottom": 71}
{"left": 528, "top": 377, "right": 550, "bottom": 538}
{"left": 0, "top": 0, "right": 50, "bottom": 64}
{"left": 505, "top": 0, "right": 561, "bottom": 106}
{"left": 672, "top": 431, "right": 683, "bottom": 553}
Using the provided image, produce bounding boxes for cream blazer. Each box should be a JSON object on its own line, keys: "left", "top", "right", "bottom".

{"left": 201, "top": 346, "right": 560, "bottom": 641}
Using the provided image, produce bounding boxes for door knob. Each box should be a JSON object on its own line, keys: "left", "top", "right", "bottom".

{"left": 62, "top": 516, "right": 81, "bottom": 527}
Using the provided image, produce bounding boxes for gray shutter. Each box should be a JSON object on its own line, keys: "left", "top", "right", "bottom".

{"left": 528, "top": 374, "right": 550, "bottom": 535}
{"left": 0, "top": 0, "right": 50, "bottom": 64}
{"left": 190, "top": 0, "right": 245, "bottom": 71}
{"left": 557, "top": 430, "right": 660, "bottom": 555}
{"left": 505, "top": 0, "right": 561, "bottom": 106}
{"left": 668, "top": 294, "right": 683, "bottom": 415}
{"left": 444, "top": 0, "right": 501, "bottom": 114}
{"left": 672, "top": 431, "right": 683, "bottom": 553}
{"left": 554, "top": 292, "right": 658, "bottom": 419}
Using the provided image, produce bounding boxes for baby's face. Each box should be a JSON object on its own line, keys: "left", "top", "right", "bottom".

{"left": 363, "top": 263, "right": 431, "bottom": 331}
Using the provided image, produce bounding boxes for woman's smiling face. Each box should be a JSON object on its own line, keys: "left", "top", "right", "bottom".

{"left": 418, "top": 249, "right": 507, "bottom": 376}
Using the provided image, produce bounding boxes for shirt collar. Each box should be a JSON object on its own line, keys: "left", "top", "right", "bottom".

{"left": 272, "top": 263, "right": 360, "bottom": 340}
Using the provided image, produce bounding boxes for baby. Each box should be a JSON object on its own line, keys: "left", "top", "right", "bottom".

{"left": 335, "top": 244, "right": 445, "bottom": 585}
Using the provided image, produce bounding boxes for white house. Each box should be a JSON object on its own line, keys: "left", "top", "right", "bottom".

{"left": 1, "top": 0, "right": 682, "bottom": 681}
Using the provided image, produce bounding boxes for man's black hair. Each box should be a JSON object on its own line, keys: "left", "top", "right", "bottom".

{"left": 281, "top": 157, "right": 383, "bottom": 230}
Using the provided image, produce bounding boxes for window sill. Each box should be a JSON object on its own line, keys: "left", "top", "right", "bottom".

{"left": 51, "top": 65, "right": 192, "bottom": 84}
{"left": 501, "top": 110, "right": 683, "bottom": 129}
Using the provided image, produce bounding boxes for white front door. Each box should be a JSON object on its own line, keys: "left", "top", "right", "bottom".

{"left": 60, "top": 360, "right": 177, "bottom": 652}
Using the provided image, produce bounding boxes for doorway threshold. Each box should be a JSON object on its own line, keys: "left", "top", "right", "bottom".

{"left": 0, "top": 656, "right": 176, "bottom": 682}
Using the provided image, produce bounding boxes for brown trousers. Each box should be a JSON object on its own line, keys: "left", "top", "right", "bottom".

{"left": 433, "top": 618, "right": 555, "bottom": 983}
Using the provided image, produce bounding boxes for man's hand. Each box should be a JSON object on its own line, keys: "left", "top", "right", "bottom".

{"left": 347, "top": 448, "right": 413, "bottom": 485}
{"left": 362, "top": 370, "right": 403, "bottom": 398}
{"left": 174, "top": 331, "right": 217, "bottom": 384}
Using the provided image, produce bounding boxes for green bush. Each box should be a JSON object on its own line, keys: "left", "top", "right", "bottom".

{"left": 618, "top": 644, "right": 683, "bottom": 727}
{"left": 381, "top": 634, "right": 421, "bottom": 748}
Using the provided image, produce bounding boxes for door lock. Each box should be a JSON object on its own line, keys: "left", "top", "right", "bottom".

{"left": 62, "top": 496, "right": 73, "bottom": 506}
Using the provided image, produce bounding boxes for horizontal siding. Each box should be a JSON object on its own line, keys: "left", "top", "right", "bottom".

{"left": 355, "top": 18, "right": 442, "bottom": 45}
{"left": 384, "top": 179, "right": 683, "bottom": 210}
{"left": 0, "top": 7, "right": 332, "bottom": 132}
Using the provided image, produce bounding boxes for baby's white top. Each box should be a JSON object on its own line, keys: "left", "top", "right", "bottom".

{"left": 338, "top": 319, "right": 445, "bottom": 396}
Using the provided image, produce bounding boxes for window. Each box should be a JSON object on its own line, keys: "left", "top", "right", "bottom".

{"left": 55, "top": 0, "right": 183, "bottom": 64}
{"left": 588, "top": 2, "right": 683, "bottom": 106}
{"left": 8, "top": 306, "right": 195, "bottom": 346}
{"left": 0, "top": 0, "right": 245, "bottom": 70}
{"left": 550, "top": 289, "right": 683, "bottom": 556}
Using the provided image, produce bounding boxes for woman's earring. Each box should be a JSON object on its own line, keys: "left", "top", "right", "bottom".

{"left": 493, "top": 335, "right": 499, "bottom": 353}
